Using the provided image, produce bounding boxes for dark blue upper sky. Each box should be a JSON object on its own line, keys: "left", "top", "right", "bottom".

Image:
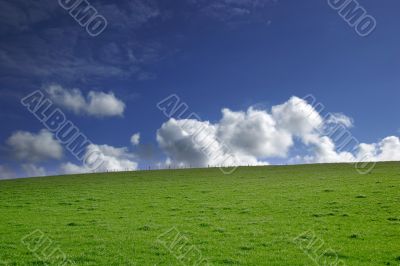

{"left": 0, "top": 0, "right": 399, "bottom": 177}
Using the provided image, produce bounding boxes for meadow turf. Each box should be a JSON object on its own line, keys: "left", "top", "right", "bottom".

{"left": 0, "top": 162, "right": 399, "bottom": 265}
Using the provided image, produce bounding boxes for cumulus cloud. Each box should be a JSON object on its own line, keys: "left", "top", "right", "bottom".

{"left": 271, "top": 96, "right": 323, "bottom": 138}
{"left": 45, "top": 84, "right": 126, "bottom": 117}
{"left": 157, "top": 118, "right": 248, "bottom": 167}
{"left": 270, "top": 98, "right": 359, "bottom": 164}
{"left": 300, "top": 135, "right": 355, "bottom": 163}
{"left": 130, "top": 133, "right": 141, "bottom": 146}
{"left": 6, "top": 129, "right": 63, "bottom": 162}
{"left": 59, "top": 162, "right": 77, "bottom": 175}
{"left": 356, "top": 136, "right": 400, "bottom": 162}
{"left": 218, "top": 108, "right": 292, "bottom": 157}
{"left": 22, "top": 163, "right": 46, "bottom": 177}
{"left": 157, "top": 96, "right": 399, "bottom": 167}
{"left": 61, "top": 144, "right": 138, "bottom": 174}
{"left": 157, "top": 96, "right": 321, "bottom": 167}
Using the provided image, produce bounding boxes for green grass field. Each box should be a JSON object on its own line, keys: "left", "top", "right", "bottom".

{"left": 0, "top": 162, "right": 399, "bottom": 265}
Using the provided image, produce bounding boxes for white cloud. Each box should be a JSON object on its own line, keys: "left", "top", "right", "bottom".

{"left": 6, "top": 94, "right": 398, "bottom": 178}
{"left": 218, "top": 107, "right": 292, "bottom": 158}
{"left": 356, "top": 136, "right": 400, "bottom": 162}
{"left": 157, "top": 96, "right": 400, "bottom": 167}
{"left": 156, "top": 97, "right": 322, "bottom": 167}
{"left": 22, "top": 163, "right": 46, "bottom": 177}
{"left": 271, "top": 96, "right": 323, "bottom": 138}
{"left": 61, "top": 144, "right": 138, "bottom": 174}
{"left": 301, "top": 135, "right": 355, "bottom": 163}
{"left": 60, "top": 162, "right": 86, "bottom": 175}
{"left": 157, "top": 118, "right": 249, "bottom": 167}
{"left": 374, "top": 136, "right": 400, "bottom": 161}
{"left": 6, "top": 129, "right": 63, "bottom": 162}
{"left": 130, "top": 133, "right": 141, "bottom": 146}
{"left": 86, "top": 91, "right": 126, "bottom": 117}
{"left": 0, "top": 165, "right": 17, "bottom": 179}
{"left": 45, "top": 84, "right": 125, "bottom": 117}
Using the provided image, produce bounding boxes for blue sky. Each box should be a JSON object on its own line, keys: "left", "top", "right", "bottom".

{"left": 0, "top": 0, "right": 399, "bottom": 178}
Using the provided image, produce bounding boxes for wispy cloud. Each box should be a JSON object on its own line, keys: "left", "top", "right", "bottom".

{"left": 0, "top": 164, "right": 17, "bottom": 180}
{"left": 21, "top": 163, "right": 47, "bottom": 177}
{"left": 188, "top": 0, "right": 277, "bottom": 25}
{"left": 0, "top": 0, "right": 168, "bottom": 87}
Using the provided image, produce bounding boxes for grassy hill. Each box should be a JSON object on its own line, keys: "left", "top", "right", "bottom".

{"left": 0, "top": 162, "right": 399, "bottom": 265}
